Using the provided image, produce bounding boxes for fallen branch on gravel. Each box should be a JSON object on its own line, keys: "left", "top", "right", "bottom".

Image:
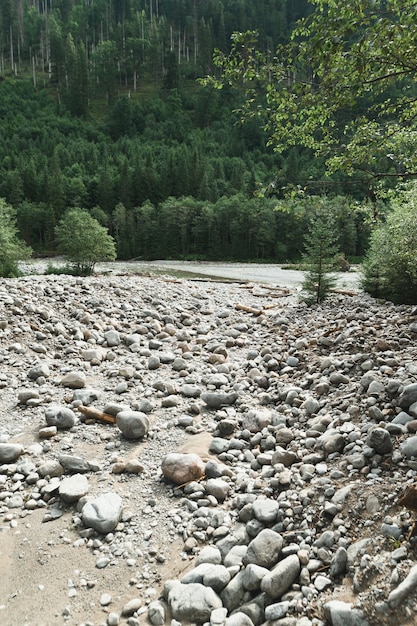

{"left": 398, "top": 484, "right": 417, "bottom": 539}
{"left": 329, "top": 288, "right": 358, "bottom": 296}
{"left": 250, "top": 291, "right": 291, "bottom": 299}
{"left": 173, "top": 475, "right": 206, "bottom": 490}
{"left": 266, "top": 292, "right": 292, "bottom": 299}
{"left": 77, "top": 405, "right": 116, "bottom": 425}
{"left": 235, "top": 303, "right": 263, "bottom": 315}
{"left": 263, "top": 302, "right": 288, "bottom": 310}
{"left": 190, "top": 277, "right": 248, "bottom": 285}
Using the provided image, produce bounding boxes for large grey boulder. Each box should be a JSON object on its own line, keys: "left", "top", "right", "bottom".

{"left": 181, "top": 563, "right": 230, "bottom": 593}
{"left": 104, "top": 329, "right": 120, "bottom": 346}
{"left": 252, "top": 498, "right": 279, "bottom": 524}
{"left": 45, "top": 404, "right": 76, "bottom": 430}
{"left": 241, "top": 563, "right": 269, "bottom": 592}
{"left": 260, "top": 554, "right": 301, "bottom": 600}
{"left": 241, "top": 408, "right": 272, "bottom": 432}
{"left": 205, "top": 478, "right": 230, "bottom": 502}
{"left": 81, "top": 492, "right": 123, "bottom": 534}
{"left": 324, "top": 600, "right": 369, "bottom": 625}
{"left": 366, "top": 427, "right": 393, "bottom": 454}
{"left": 72, "top": 388, "right": 100, "bottom": 405}
{"left": 59, "top": 473, "right": 89, "bottom": 503}
{"left": 116, "top": 410, "right": 149, "bottom": 439}
{"left": 220, "top": 571, "right": 248, "bottom": 613}
{"left": 59, "top": 454, "right": 98, "bottom": 473}
{"left": 201, "top": 391, "right": 238, "bottom": 410}
{"left": 399, "top": 383, "right": 417, "bottom": 409}
{"left": 0, "top": 443, "right": 23, "bottom": 464}
{"left": 243, "top": 528, "right": 283, "bottom": 568}
{"left": 147, "top": 600, "right": 166, "bottom": 625}
{"left": 60, "top": 371, "right": 86, "bottom": 389}
{"left": 400, "top": 436, "right": 417, "bottom": 458}
{"left": 28, "top": 363, "right": 50, "bottom": 380}
{"left": 167, "top": 581, "right": 222, "bottom": 623}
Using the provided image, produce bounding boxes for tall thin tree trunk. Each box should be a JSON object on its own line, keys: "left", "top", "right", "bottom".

{"left": 10, "top": 25, "right": 14, "bottom": 73}
{"left": 141, "top": 14, "right": 145, "bottom": 60}
{"left": 193, "top": 0, "right": 198, "bottom": 65}
{"left": 31, "top": 48, "right": 37, "bottom": 88}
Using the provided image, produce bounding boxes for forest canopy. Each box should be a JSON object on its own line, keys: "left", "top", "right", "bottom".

{"left": 0, "top": 0, "right": 409, "bottom": 269}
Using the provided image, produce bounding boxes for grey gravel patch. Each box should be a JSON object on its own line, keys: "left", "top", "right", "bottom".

{"left": 0, "top": 268, "right": 417, "bottom": 626}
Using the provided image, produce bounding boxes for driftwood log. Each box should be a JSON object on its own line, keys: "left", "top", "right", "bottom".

{"left": 398, "top": 483, "right": 417, "bottom": 539}
{"left": 398, "top": 484, "right": 417, "bottom": 513}
{"left": 329, "top": 288, "right": 358, "bottom": 297}
{"left": 77, "top": 405, "right": 116, "bottom": 425}
{"left": 235, "top": 303, "right": 263, "bottom": 316}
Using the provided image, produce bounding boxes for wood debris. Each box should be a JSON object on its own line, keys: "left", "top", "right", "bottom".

{"left": 235, "top": 303, "right": 263, "bottom": 316}
{"left": 398, "top": 483, "right": 417, "bottom": 539}
{"left": 329, "top": 288, "right": 358, "bottom": 296}
{"left": 77, "top": 405, "right": 116, "bottom": 425}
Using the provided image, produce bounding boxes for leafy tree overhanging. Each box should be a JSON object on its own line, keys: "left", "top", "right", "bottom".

{"left": 203, "top": 0, "right": 417, "bottom": 185}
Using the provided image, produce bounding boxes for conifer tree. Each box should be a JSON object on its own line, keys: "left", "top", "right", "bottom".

{"left": 301, "top": 207, "right": 339, "bottom": 304}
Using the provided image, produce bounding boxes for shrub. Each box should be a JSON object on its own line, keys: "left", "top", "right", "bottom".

{"left": 44, "top": 262, "right": 73, "bottom": 275}
{"left": 361, "top": 183, "right": 417, "bottom": 304}
{"left": 301, "top": 206, "right": 340, "bottom": 304}
{"left": 55, "top": 208, "right": 116, "bottom": 275}
{"left": 0, "top": 198, "right": 32, "bottom": 277}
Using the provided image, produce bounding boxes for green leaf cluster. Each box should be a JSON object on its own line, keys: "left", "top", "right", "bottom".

{"left": 55, "top": 208, "right": 116, "bottom": 275}
{"left": 0, "top": 198, "right": 31, "bottom": 277}
{"left": 210, "top": 1, "right": 417, "bottom": 183}
{"left": 361, "top": 182, "right": 417, "bottom": 304}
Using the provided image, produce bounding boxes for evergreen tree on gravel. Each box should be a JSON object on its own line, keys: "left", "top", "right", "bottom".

{"left": 301, "top": 207, "right": 340, "bottom": 304}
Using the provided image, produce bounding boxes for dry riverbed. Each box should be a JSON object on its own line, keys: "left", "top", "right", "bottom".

{"left": 1, "top": 263, "right": 417, "bottom": 626}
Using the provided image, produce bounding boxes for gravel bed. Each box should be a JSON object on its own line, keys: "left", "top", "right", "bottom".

{"left": 0, "top": 266, "right": 416, "bottom": 626}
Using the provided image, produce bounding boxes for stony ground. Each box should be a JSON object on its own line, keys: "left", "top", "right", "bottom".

{"left": 1, "top": 265, "right": 417, "bottom": 626}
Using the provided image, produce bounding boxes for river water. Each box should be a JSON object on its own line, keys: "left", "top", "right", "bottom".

{"left": 21, "top": 258, "right": 361, "bottom": 291}
{"left": 147, "top": 260, "right": 361, "bottom": 290}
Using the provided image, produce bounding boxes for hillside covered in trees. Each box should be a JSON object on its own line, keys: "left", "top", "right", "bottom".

{"left": 0, "top": 1, "right": 369, "bottom": 261}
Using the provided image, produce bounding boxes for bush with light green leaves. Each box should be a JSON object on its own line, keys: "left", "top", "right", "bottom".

{"left": 0, "top": 198, "right": 32, "bottom": 277}
{"left": 361, "top": 182, "right": 417, "bottom": 304}
{"left": 55, "top": 208, "right": 116, "bottom": 276}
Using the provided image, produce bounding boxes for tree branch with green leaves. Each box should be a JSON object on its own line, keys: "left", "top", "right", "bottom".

{"left": 201, "top": 0, "right": 417, "bottom": 185}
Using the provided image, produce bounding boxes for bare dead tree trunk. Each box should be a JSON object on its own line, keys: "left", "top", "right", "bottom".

{"left": 10, "top": 25, "right": 14, "bottom": 73}
{"left": 193, "top": 0, "right": 198, "bottom": 65}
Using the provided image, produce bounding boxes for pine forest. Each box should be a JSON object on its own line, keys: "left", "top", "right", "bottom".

{"left": 0, "top": 1, "right": 388, "bottom": 262}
